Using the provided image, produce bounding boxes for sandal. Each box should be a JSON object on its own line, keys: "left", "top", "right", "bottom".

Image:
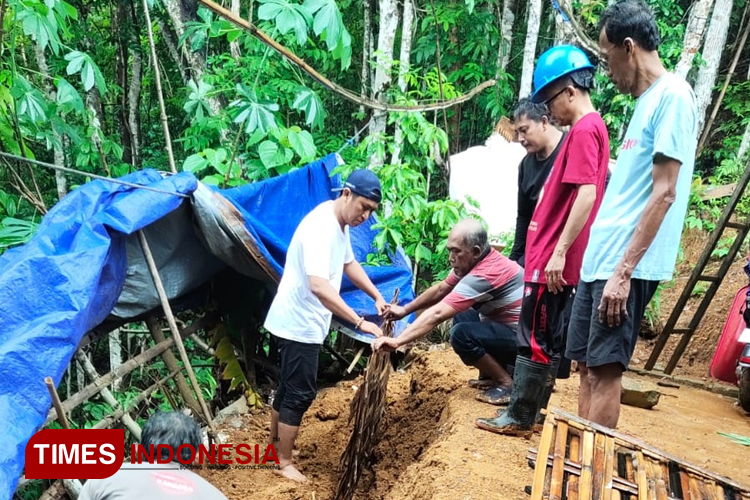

{"left": 468, "top": 377, "right": 494, "bottom": 389}
{"left": 475, "top": 385, "right": 512, "bottom": 405}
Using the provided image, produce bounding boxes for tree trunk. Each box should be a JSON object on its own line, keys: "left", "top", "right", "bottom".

{"left": 392, "top": 0, "right": 416, "bottom": 164}
{"left": 33, "top": 43, "right": 67, "bottom": 200}
{"left": 129, "top": 34, "right": 143, "bottom": 168}
{"left": 360, "top": 0, "right": 372, "bottom": 116}
{"left": 162, "top": 0, "right": 225, "bottom": 120}
{"left": 675, "top": 0, "right": 715, "bottom": 79}
{"left": 230, "top": 0, "right": 241, "bottom": 61}
{"left": 109, "top": 329, "right": 122, "bottom": 391}
{"left": 496, "top": 0, "right": 516, "bottom": 76}
{"left": 737, "top": 121, "right": 750, "bottom": 160}
{"left": 369, "top": 0, "right": 400, "bottom": 162}
{"left": 519, "top": 0, "right": 542, "bottom": 97}
{"left": 554, "top": 6, "right": 574, "bottom": 44}
{"left": 87, "top": 89, "right": 111, "bottom": 176}
{"left": 157, "top": 17, "right": 190, "bottom": 85}
{"left": 694, "top": 0, "right": 733, "bottom": 133}
{"left": 115, "top": 0, "right": 133, "bottom": 165}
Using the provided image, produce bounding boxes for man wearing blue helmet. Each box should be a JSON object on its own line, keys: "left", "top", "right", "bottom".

{"left": 566, "top": 0, "right": 697, "bottom": 429}
{"left": 476, "top": 45, "right": 610, "bottom": 436}
{"left": 264, "top": 169, "right": 388, "bottom": 482}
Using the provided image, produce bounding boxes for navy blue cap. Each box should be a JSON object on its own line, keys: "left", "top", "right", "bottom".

{"left": 334, "top": 169, "right": 382, "bottom": 203}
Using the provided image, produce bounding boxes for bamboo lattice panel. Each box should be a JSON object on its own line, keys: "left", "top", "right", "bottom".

{"left": 529, "top": 409, "right": 750, "bottom": 500}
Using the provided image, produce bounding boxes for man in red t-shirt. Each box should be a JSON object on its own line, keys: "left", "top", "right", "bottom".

{"left": 477, "top": 45, "right": 610, "bottom": 437}
{"left": 373, "top": 219, "right": 523, "bottom": 403}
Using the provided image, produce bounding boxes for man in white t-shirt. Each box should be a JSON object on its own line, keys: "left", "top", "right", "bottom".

{"left": 264, "top": 169, "right": 387, "bottom": 483}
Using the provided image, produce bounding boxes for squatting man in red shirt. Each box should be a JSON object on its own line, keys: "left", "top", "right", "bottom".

{"left": 264, "top": 169, "right": 387, "bottom": 483}
{"left": 475, "top": 45, "right": 611, "bottom": 437}
{"left": 373, "top": 218, "right": 523, "bottom": 405}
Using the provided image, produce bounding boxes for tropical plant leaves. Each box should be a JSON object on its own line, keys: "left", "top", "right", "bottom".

{"left": 0, "top": 217, "right": 39, "bottom": 250}
{"left": 64, "top": 50, "right": 106, "bottom": 93}
{"left": 184, "top": 79, "right": 213, "bottom": 120}
{"left": 10, "top": 76, "right": 49, "bottom": 123}
{"left": 287, "top": 128, "right": 316, "bottom": 162}
{"left": 55, "top": 77, "right": 84, "bottom": 115}
{"left": 18, "top": 3, "right": 63, "bottom": 54}
{"left": 292, "top": 86, "right": 326, "bottom": 130}
{"left": 302, "top": 0, "right": 351, "bottom": 68}
{"left": 230, "top": 84, "right": 279, "bottom": 135}
{"left": 258, "top": 0, "right": 311, "bottom": 45}
{"left": 258, "top": 140, "right": 293, "bottom": 170}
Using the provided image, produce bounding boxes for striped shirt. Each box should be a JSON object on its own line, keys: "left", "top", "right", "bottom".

{"left": 443, "top": 249, "right": 524, "bottom": 330}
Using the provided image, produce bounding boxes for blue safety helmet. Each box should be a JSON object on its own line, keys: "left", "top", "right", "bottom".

{"left": 530, "top": 45, "right": 595, "bottom": 103}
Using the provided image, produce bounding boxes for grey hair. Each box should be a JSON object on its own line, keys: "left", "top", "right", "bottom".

{"left": 141, "top": 411, "right": 203, "bottom": 463}
{"left": 463, "top": 223, "right": 490, "bottom": 254}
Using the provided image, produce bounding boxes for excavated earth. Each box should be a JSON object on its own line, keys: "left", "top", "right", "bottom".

{"left": 200, "top": 347, "right": 750, "bottom": 500}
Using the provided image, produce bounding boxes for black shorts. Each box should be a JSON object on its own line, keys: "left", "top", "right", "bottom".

{"left": 517, "top": 283, "right": 575, "bottom": 364}
{"left": 272, "top": 337, "right": 320, "bottom": 426}
{"left": 565, "top": 278, "right": 659, "bottom": 370}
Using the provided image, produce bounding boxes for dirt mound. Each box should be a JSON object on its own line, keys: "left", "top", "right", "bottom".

{"left": 200, "top": 348, "right": 750, "bottom": 500}
{"left": 199, "top": 348, "right": 465, "bottom": 499}
{"left": 632, "top": 228, "right": 748, "bottom": 380}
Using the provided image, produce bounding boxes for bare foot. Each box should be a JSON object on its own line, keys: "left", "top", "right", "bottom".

{"left": 275, "top": 464, "right": 308, "bottom": 483}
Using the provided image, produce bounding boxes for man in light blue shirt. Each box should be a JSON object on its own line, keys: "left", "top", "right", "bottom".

{"left": 565, "top": 0, "right": 697, "bottom": 429}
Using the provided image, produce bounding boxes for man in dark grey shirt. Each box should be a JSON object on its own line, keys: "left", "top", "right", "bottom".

{"left": 79, "top": 412, "right": 227, "bottom": 500}
{"left": 508, "top": 98, "right": 565, "bottom": 267}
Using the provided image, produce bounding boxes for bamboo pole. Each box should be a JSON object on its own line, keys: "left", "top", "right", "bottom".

{"left": 527, "top": 451, "right": 640, "bottom": 495}
{"left": 550, "top": 409, "right": 748, "bottom": 491}
{"left": 45, "top": 377, "right": 70, "bottom": 429}
{"left": 579, "top": 431, "right": 595, "bottom": 500}
{"left": 531, "top": 415, "right": 556, "bottom": 500}
{"left": 550, "top": 421, "right": 568, "bottom": 500}
{"left": 602, "top": 436, "right": 616, "bottom": 500}
{"left": 75, "top": 351, "right": 142, "bottom": 440}
{"left": 145, "top": 315, "right": 203, "bottom": 418}
{"left": 43, "top": 337, "right": 175, "bottom": 426}
{"left": 91, "top": 371, "right": 178, "bottom": 430}
{"left": 138, "top": 230, "right": 215, "bottom": 430}
{"left": 141, "top": 0, "right": 177, "bottom": 173}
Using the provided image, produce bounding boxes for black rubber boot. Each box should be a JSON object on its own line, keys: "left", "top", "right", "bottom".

{"left": 475, "top": 356, "right": 550, "bottom": 437}
{"left": 535, "top": 354, "right": 561, "bottom": 425}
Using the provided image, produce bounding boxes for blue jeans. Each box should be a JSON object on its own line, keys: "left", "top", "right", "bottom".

{"left": 449, "top": 310, "right": 517, "bottom": 369}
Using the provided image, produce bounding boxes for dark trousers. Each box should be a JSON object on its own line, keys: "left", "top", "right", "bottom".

{"left": 272, "top": 337, "right": 319, "bottom": 426}
{"left": 517, "top": 283, "right": 575, "bottom": 365}
{"left": 449, "top": 310, "right": 517, "bottom": 369}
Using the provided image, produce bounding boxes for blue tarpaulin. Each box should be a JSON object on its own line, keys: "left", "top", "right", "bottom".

{"left": 0, "top": 154, "right": 414, "bottom": 499}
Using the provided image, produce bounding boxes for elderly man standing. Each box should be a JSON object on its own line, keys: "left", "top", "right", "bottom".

{"left": 565, "top": 0, "right": 698, "bottom": 429}
{"left": 373, "top": 218, "right": 523, "bottom": 404}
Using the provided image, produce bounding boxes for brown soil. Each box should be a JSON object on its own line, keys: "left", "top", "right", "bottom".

{"left": 200, "top": 348, "right": 750, "bottom": 500}
{"left": 631, "top": 228, "right": 749, "bottom": 381}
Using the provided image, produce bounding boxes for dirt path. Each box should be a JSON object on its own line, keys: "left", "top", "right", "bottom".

{"left": 201, "top": 348, "right": 750, "bottom": 499}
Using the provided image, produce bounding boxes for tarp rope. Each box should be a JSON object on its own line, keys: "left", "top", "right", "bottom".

{"left": 0, "top": 151, "right": 190, "bottom": 198}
